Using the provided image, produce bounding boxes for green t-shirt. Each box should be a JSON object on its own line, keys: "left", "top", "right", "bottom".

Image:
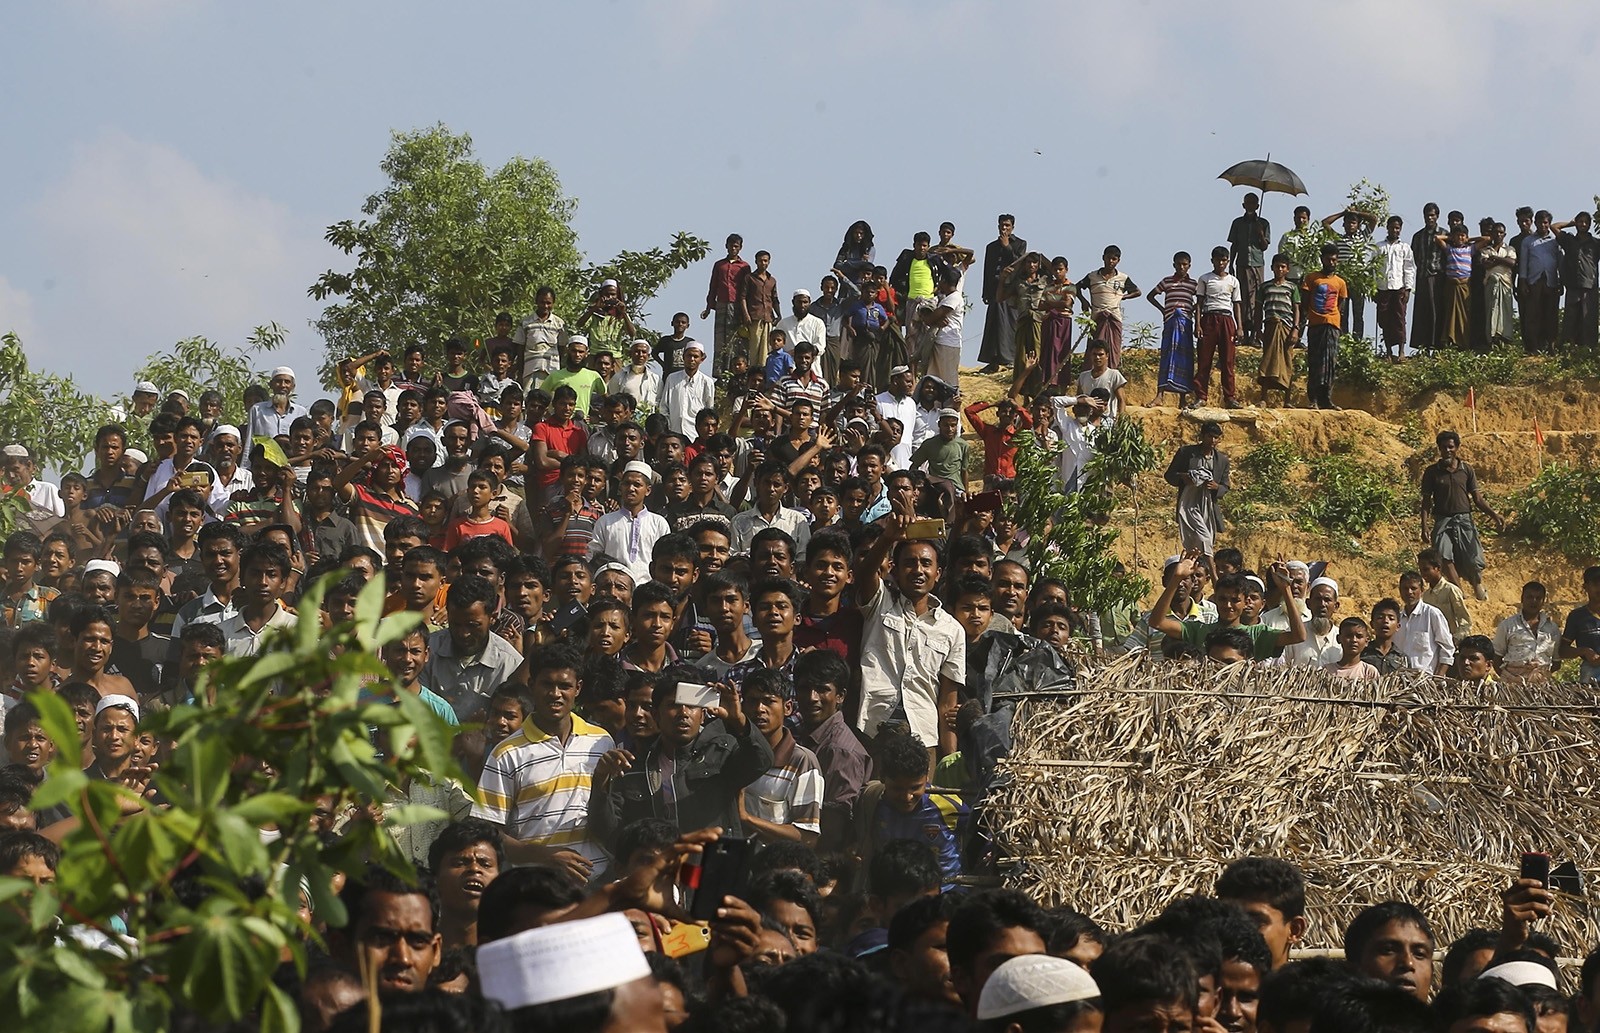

{"left": 910, "top": 436, "right": 970, "bottom": 485}
{"left": 541, "top": 368, "right": 607, "bottom": 416}
{"left": 1177, "top": 619, "right": 1282, "bottom": 660}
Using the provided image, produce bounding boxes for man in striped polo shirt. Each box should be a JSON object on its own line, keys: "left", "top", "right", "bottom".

{"left": 472, "top": 643, "right": 612, "bottom": 886}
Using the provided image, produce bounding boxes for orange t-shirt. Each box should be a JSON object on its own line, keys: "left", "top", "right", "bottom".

{"left": 1301, "top": 272, "right": 1348, "bottom": 328}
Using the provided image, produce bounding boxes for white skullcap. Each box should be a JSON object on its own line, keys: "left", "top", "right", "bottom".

{"left": 1286, "top": 560, "right": 1310, "bottom": 574}
{"left": 621, "top": 461, "right": 654, "bottom": 480}
{"left": 889, "top": 365, "right": 911, "bottom": 376}
{"left": 478, "top": 912, "right": 650, "bottom": 1010}
{"left": 123, "top": 449, "right": 147, "bottom": 464}
{"left": 937, "top": 407, "right": 960, "bottom": 419}
{"left": 168, "top": 388, "right": 190, "bottom": 401}
{"left": 594, "top": 562, "right": 635, "bottom": 583}
{"left": 1309, "top": 576, "right": 1340, "bottom": 598}
{"left": 1163, "top": 555, "right": 1183, "bottom": 568}
{"left": 208, "top": 424, "right": 241, "bottom": 443}
{"left": 977, "top": 954, "right": 1101, "bottom": 1020}
{"left": 270, "top": 366, "right": 295, "bottom": 380}
{"left": 567, "top": 333, "right": 589, "bottom": 345}
{"left": 1, "top": 444, "right": 29, "bottom": 458}
{"left": 682, "top": 340, "right": 705, "bottom": 355}
{"left": 630, "top": 338, "right": 649, "bottom": 347}
{"left": 793, "top": 288, "right": 812, "bottom": 300}
{"left": 94, "top": 694, "right": 141, "bottom": 723}
{"left": 1479, "top": 960, "right": 1558, "bottom": 990}
{"left": 601, "top": 278, "right": 619, "bottom": 288}
{"left": 133, "top": 380, "right": 159, "bottom": 395}
{"left": 83, "top": 559, "right": 121, "bottom": 578}
{"left": 1244, "top": 574, "right": 1267, "bottom": 593}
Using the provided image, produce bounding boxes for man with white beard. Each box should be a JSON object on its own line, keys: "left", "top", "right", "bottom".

{"left": 246, "top": 367, "right": 308, "bottom": 443}
{"left": 1281, "top": 577, "right": 1342, "bottom": 666}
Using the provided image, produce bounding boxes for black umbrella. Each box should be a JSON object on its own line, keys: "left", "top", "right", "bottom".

{"left": 1217, "top": 156, "right": 1308, "bottom": 196}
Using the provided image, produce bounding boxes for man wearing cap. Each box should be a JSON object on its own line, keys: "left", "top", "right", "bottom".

{"left": 1280, "top": 577, "right": 1343, "bottom": 667}
{"left": 478, "top": 912, "right": 664, "bottom": 1029}
{"left": 777, "top": 288, "right": 827, "bottom": 357}
{"left": 589, "top": 463, "right": 671, "bottom": 584}
{"left": 84, "top": 695, "right": 141, "bottom": 782}
{"left": 516, "top": 286, "right": 565, "bottom": 384}
{"left": 1, "top": 446, "right": 64, "bottom": 536}
{"left": 908, "top": 407, "right": 973, "bottom": 497}
{"left": 204, "top": 426, "right": 253, "bottom": 496}
{"left": 608, "top": 339, "right": 661, "bottom": 410}
{"left": 978, "top": 954, "right": 1103, "bottom": 1032}
{"left": 541, "top": 336, "right": 606, "bottom": 419}
{"left": 876, "top": 366, "right": 918, "bottom": 470}
{"left": 1259, "top": 561, "right": 1312, "bottom": 631}
{"left": 246, "top": 367, "right": 308, "bottom": 444}
{"left": 658, "top": 342, "right": 716, "bottom": 440}
{"left": 131, "top": 380, "right": 161, "bottom": 417}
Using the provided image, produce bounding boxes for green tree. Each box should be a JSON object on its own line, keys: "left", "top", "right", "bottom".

{"left": 1279, "top": 179, "right": 1392, "bottom": 301}
{"left": 1007, "top": 416, "right": 1158, "bottom": 616}
{"left": 127, "top": 323, "right": 288, "bottom": 427}
{"left": 0, "top": 575, "right": 459, "bottom": 1032}
{"left": 0, "top": 332, "right": 112, "bottom": 474}
{"left": 309, "top": 124, "right": 708, "bottom": 384}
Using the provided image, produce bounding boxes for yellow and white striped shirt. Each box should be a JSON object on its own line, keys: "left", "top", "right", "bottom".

{"left": 471, "top": 714, "right": 614, "bottom": 866}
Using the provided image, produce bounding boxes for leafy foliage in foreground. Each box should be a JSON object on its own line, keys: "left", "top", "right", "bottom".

{"left": 1510, "top": 463, "right": 1600, "bottom": 561}
{"left": 0, "top": 574, "right": 462, "bottom": 1032}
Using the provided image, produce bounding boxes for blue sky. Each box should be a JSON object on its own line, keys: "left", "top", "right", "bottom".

{"left": 4, "top": 0, "right": 1599, "bottom": 399}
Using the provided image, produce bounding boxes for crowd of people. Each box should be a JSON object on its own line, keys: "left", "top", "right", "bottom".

{"left": 0, "top": 203, "right": 1597, "bottom": 1032}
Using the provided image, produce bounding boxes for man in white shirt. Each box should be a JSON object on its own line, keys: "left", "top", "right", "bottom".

{"left": 246, "top": 367, "right": 309, "bottom": 443}
{"left": 917, "top": 270, "right": 965, "bottom": 388}
{"left": 1260, "top": 560, "right": 1312, "bottom": 630}
{"left": 776, "top": 289, "right": 826, "bottom": 355}
{"left": 1194, "top": 246, "right": 1243, "bottom": 408}
{"left": 0, "top": 445, "right": 63, "bottom": 536}
{"left": 852, "top": 493, "right": 964, "bottom": 763}
{"left": 657, "top": 342, "right": 716, "bottom": 439}
{"left": 516, "top": 286, "right": 566, "bottom": 384}
{"left": 1491, "top": 580, "right": 1560, "bottom": 682}
{"left": 607, "top": 339, "right": 661, "bottom": 412}
{"left": 875, "top": 366, "right": 918, "bottom": 470}
{"left": 1280, "top": 578, "right": 1342, "bottom": 667}
{"left": 588, "top": 463, "right": 671, "bottom": 584}
{"left": 1396, "top": 570, "right": 1454, "bottom": 675}
{"left": 1373, "top": 215, "right": 1417, "bottom": 361}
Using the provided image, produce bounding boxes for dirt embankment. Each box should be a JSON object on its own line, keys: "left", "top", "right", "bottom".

{"left": 955, "top": 353, "right": 1600, "bottom": 631}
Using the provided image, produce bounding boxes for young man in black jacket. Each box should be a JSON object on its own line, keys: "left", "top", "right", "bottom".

{"left": 588, "top": 664, "right": 773, "bottom": 850}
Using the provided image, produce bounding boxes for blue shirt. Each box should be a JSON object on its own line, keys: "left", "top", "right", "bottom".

{"left": 873, "top": 791, "right": 968, "bottom": 889}
{"left": 764, "top": 349, "right": 795, "bottom": 384}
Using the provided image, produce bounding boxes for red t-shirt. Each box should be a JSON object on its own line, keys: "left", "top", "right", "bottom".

{"left": 530, "top": 420, "right": 589, "bottom": 488}
{"left": 442, "top": 516, "right": 514, "bottom": 552}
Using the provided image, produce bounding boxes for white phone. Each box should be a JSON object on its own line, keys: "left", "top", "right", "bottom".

{"left": 675, "top": 681, "right": 720, "bottom": 709}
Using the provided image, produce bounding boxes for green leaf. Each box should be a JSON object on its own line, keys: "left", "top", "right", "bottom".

{"left": 173, "top": 911, "right": 272, "bottom": 1020}
{"left": 50, "top": 947, "right": 107, "bottom": 989}
{"left": 29, "top": 766, "right": 88, "bottom": 813}
{"left": 210, "top": 813, "right": 271, "bottom": 877}
{"left": 28, "top": 689, "right": 83, "bottom": 768}
{"left": 383, "top": 803, "right": 449, "bottom": 828}
{"left": 228, "top": 792, "right": 308, "bottom": 830}
{"left": 259, "top": 980, "right": 299, "bottom": 1033}
{"left": 109, "top": 812, "right": 177, "bottom": 884}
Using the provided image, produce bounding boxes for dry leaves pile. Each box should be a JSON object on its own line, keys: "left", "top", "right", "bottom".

{"left": 989, "top": 653, "right": 1600, "bottom": 951}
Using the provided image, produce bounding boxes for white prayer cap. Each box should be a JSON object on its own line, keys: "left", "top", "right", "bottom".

{"left": 793, "top": 288, "right": 812, "bottom": 300}
{"left": 621, "top": 461, "right": 654, "bottom": 481}
{"left": 594, "top": 562, "right": 635, "bottom": 583}
{"left": 889, "top": 365, "right": 911, "bottom": 376}
{"left": 937, "top": 408, "right": 960, "bottom": 419}
{"left": 168, "top": 388, "right": 190, "bottom": 401}
{"left": 1244, "top": 574, "right": 1267, "bottom": 593}
{"left": 568, "top": 334, "right": 589, "bottom": 346}
{"left": 1286, "top": 560, "right": 1310, "bottom": 575}
{"left": 133, "top": 380, "right": 159, "bottom": 395}
{"left": 1479, "top": 960, "right": 1558, "bottom": 990}
{"left": 84, "top": 559, "right": 122, "bottom": 578}
{"left": 601, "top": 278, "right": 619, "bottom": 288}
{"left": 94, "top": 694, "right": 141, "bottom": 723}
{"left": 270, "top": 366, "right": 295, "bottom": 380}
{"left": 630, "top": 338, "right": 649, "bottom": 347}
{"left": 682, "top": 341, "right": 705, "bottom": 355}
{"left": 977, "top": 954, "right": 1101, "bottom": 1020}
{"left": 208, "top": 424, "right": 242, "bottom": 443}
{"left": 1, "top": 444, "right": 29, "bottom": 458}
{"left": 1309, "top": 576, "right": 1340, "bottom": 598}
{"left": 1163, "top": 555, "right": 1183, "bottom": 568}
{"left": 478, "top": 912, "right": 650, "bottom": 1011}
{"left": 123, "top": 449, "right": 148, "bottom": 464}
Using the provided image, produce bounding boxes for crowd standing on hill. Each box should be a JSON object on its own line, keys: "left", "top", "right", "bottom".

{"left": 1, "top": 201, "right": 1599, "bottom": 1032}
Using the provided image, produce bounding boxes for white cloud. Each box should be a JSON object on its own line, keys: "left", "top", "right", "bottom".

{"left": 27, "top": 131, "right": 326, "bottom": 395}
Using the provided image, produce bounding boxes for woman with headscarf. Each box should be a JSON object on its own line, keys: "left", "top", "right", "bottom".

{"left": 834, "top": 221, "right": 876, "bottom": 284}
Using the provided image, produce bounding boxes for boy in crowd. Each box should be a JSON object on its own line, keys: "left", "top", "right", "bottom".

{"left": 3, "top": 531, "right": 58, "bottom": 628}
{"left": 1419, "top": 547, "right": 1471, "bottom": 643}
{"left": 1151, "top": 557, "right": 1305, "bottom": 661}
{"left": 1325, "top": 616, "right": 1380, "bottom": 680}
{"left": 1363, "top": 598, "right": 1410, "bottom": 674}
{"left": 1215, "top": 856, "right": 1307, "bottom": 970}
{"left": 858, "top": 730, "right": 968, "bottom": 889}
{"left": 739, "top": 668, "right": 823, "bottom": 848}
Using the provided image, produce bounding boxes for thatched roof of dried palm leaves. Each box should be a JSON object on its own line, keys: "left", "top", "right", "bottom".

{"left": 988, "top": 651, "right": 1600, "bottom": 951}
